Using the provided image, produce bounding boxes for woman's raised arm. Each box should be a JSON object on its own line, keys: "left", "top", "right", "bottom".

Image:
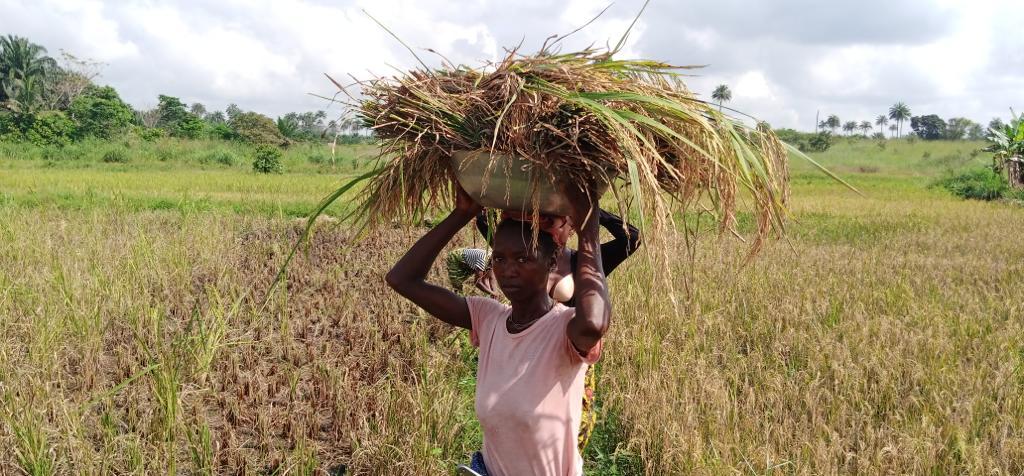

{"left": 385, "top": 187, "right": 483, "bottom": 329}
{"left": 564, "top": 187, "right": 611, "bottom": 354}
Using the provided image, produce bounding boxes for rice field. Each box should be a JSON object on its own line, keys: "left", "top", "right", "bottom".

{"left": 1, "top": 138, "right": 1022, "bottom": 474}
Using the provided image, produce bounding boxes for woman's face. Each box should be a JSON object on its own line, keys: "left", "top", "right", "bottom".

{"left": 490, "top": 225, "right": 555, "bottom": 302}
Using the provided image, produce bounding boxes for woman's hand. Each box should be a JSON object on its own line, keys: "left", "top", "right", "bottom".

{"left": 454, "top": 183, "right": 483, "bottom": 217}
{"left": 560, "top": 179, "right": 600, "bottom": 231}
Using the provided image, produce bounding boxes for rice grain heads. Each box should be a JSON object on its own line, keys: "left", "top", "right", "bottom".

{"left": 350, "top": 47, "right": 790, "bottom": 256}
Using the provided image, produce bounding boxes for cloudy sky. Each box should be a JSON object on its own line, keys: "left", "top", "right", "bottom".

{"left": 2, "top": 0, "right": 1021, "bottom": 130}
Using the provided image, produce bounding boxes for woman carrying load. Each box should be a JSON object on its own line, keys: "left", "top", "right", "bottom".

{"left": 386, "top": 183, "right": 610, "bottom": 476}
{"left": 474, "top": 209, "right": 640, "bottom": 305}
{"left": 446, "top": 210, "right": 640, "bottom": 303}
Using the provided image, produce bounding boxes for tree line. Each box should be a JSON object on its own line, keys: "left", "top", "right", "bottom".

{"left": 0, "top": 34, "right": 362, "bottom": 148}
{"left": 712, "top": 83, "right": 1005, "bottom": 142}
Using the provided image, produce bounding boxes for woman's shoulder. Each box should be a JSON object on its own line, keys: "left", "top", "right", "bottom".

{"left": 466, "top": 296, "right": 511, "bottom": 321}
{"left": 466, "top": 296, "right": 510, "bottom": 348}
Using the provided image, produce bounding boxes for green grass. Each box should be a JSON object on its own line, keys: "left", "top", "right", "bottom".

{"left": 0, "top": 137, "right": 1021, "bottom": 474}
{"left": 0, "top": 138, "right": 379, "bottom": 217}
{"left": 790, "top": 137, "right": 990, "bottom": 178}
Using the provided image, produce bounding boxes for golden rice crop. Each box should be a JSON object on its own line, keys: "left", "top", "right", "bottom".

{"left": 341, "top": 45, "right": 793, "bottom": 255}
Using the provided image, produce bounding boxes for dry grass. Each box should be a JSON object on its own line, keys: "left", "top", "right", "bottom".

{"left": 0, "top": 211, "right": 485, "bottom": 475}
{"left": 1, "top": 151, "right": 1023, "bottom": 474}
{"left": 352, "top": 47, "right": 790, "bottom": 255}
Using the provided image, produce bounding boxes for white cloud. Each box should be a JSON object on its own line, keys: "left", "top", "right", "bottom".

{"left": 0, "top": 0, "right": 1020, "bottom": 128}
{"left": 735, "top": 71, "right": 775, "bottom": 101}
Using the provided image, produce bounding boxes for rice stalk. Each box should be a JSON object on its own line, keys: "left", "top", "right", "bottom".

{"left": 346, "top": 46, "right": 793, "bottom": 256}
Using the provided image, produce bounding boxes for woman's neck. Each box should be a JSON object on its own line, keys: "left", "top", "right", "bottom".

{"left": 509, "top": 294, "right": 554, "bottom": 327}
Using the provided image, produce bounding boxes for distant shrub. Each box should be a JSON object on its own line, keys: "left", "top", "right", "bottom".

{"left": 25, "top": 111, "right": 76, "bottom": 147}
{"left": 156, "top": 148, "right": 174, "bottom": 162}
{"left": 139, "top": 128, "right": 166, "bottom": 142}
{"left": 922, "top": 151, "right": 932, "bottom": 159}
{"left": 172, "top": 115, "right": 206, "bottom": 139}
{"left": 936, "top": 167, "right": 1008, "bottom": 201}
{"left": 871, "top": 132, "right": 886, "bottom": 140}
{"left": 773, "top": 128, "right": 832, "bottom": 153}
{"left": 0, "top": 112, "right": 20, "bottom": 142}
{"left": 102, "top": 148, "right": 130, "bottom": 163}
{"left": 203, "top": 151, "right": 236, "bottom": 166}
{"left": 69, "top": 86, "right": 135, "bottom": 139}
{"left": 307, "top": 152, "right": 330, "bottom": 164}
{"left": 41, "top": 146, "right": 86, "bottom": 161}
{"left": 252, "top": 145, "right": 282, "bottom": 173}
{"left": 1006, "top": 188, "right": 1024, "bottom": 202}
{"left": 231, "top": 112, "right": 287, "bottom": 146}
{"left": 336, "top": 134, "right": 373, "bottom": 145}
{"left": 208, "top": 122, "right": 237, "bottom": 141}
{"left": 806, "top": 132, "right": 832, "bottom": 152}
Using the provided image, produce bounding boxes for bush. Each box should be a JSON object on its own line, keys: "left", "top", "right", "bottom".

{"left": 773, "top": 128, "right": 832, "bottom": 153}
{"left": 203, "top": 151, "right": 236, "bottom": 166}
{"left": 252, "top": 145, "right": 282, "bottom": 173}
{"left": 41, "top": 146, "right": 87, "bottom": 161}
{"left": 102, "top": 148, "right": 130, "bottom": 163}
{"left": 155, "top": 147, "right": 174, "bottom": 162}
{"left": 936, "top": 167, "right": 1008, "bottom": 201}
{"left": 231, "top": 111, "right": 287, "bottom": 146}
{"left": 806, "top": 132, "right": 832, "bottom": 152}
{"left": 69, "top": 86, "right": 135, "bottom": 139}
{"left": 1006, "top": 188, "right": 1024, "bottom": 202}
{"left": 0, "top": 112, "right": 20, "bottom": 142}
{"left": 172, "top": 115, "right": 206, "bottom": 139}
{"left": 337, "top": 134, "right": 373, "bottom": 145}
{"left": 25, "top": 111, "right": 76, "bottom": 147}
{"left": 307, "top": 152, "right": 330, "bottom": 164}
{"left": 139, "top": 127, "right": 166, "bottom": 142}
{"left": 208, "top": 122, "right": 237, "bottom": 141}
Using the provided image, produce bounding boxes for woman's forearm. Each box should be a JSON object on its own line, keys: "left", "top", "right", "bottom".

{"left": 386, "top": 209, "right": 476, "bottom": 289}
{"left": 568, "top": 206, "right": 611, "bottom": 352}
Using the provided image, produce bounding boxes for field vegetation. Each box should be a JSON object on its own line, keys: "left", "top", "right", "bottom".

{"left": 2, "top": 31, "right": 1023, "bottom": 475}
{"left": 2, "top": 135, "right": 1023, "bottom": 474}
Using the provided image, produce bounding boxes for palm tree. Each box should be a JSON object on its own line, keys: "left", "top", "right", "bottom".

{"left": 826, "top": 115, "right": 840, "bottom": 134}
{"left": 889, "top": 124, "right": 897, "bottom": 136}
{"left": 842, "top": 121, "right": 857, "bottom": 136}
{"left": 888, "top": 102, "right": 911, "bottom": 138}
{"left": 276, "top": 116, "right": 301, "bottom": 139}
{"left": 0, "top": 35, "right": 57, "bottom": 112}
{"left": 711, "top": 84, "right": 732, "bottom": 112}
{"left": 859, "top": 121, "right": 872, "bottom": 136}
{"left": 875, "top": 115, "right": 889, "bottom": 136}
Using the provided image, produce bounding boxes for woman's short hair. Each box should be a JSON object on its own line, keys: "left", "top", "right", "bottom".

{"left": 495, "top": 219, "right": 558, "bottom": 259}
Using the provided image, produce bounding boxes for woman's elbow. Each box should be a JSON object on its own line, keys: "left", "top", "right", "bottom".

{"left": 582, "top": 307, "right": 611, "bottom": 338}
{"left": 384, "top": 269, "right": 404, "bottom": 291}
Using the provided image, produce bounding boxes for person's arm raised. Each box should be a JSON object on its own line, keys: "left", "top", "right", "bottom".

{"left": 385, "top": 186, "right": 483, "bottom": 329}
{"left": 597, "top": 209, "right": 641, "bottom": 275}
{"left": 564, "top": 184, "right": 611, "bottom": 355}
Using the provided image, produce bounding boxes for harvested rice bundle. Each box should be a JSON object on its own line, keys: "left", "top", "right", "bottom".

{"left": 350, "top": 46, "right": 791, "bottom": 254}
